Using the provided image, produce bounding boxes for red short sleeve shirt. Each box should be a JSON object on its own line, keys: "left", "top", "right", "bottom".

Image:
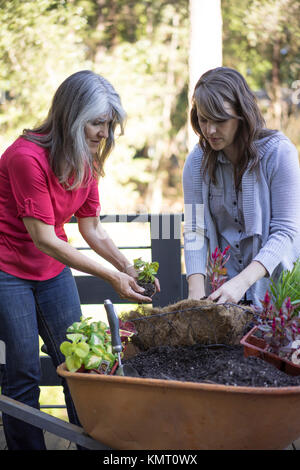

{"left": 0, "top": 137, "right": 101, "bottom": 280}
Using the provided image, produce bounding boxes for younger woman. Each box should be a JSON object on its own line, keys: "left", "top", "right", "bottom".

{"left": 183, "top": 67, "right": 300, "bottom": 306}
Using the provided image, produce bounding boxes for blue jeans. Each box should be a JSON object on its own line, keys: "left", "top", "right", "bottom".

{"left": 0, "top": 267, "right": 83, "bottom": 450}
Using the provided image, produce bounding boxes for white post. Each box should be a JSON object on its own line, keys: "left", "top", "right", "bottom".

{"left": 188, "top": 0, "right": 223, "bottom": 150}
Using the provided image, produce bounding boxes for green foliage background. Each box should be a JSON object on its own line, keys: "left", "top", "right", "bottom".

{"left": 1, "top": 0, "right": 300, "bottom": 213}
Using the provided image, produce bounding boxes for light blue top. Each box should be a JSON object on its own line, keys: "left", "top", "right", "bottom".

{"left": 183, "top": 131, "right": 300, "bottom": 307}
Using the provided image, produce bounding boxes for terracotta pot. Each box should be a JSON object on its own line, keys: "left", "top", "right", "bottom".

{"left": 241, "top": 326, "right": 300, "bottom": 376}
{"left": 57, "top": 362, "right": 300, "bottom": 450}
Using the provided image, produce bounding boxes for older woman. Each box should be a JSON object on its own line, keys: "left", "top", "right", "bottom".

{"left": 183, "top": 66, "right": 300, "bottom": 307}
{"left": 0, "top": 70, "right": 158, "bottom": 449}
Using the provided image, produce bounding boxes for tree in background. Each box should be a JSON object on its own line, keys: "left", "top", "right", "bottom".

{"left": 222, "top": 0, "right": 300, "bottom": 135}
{"left": 0, "top": 0, "right": 191, "bottom": 213}
{"left": 79, "top": 0, "right": 190, "bottom": 213}
{"left": 0, "top": 0, "right": 90, "bottom": 142}
{"left": 75, "top": 0, "right": 222, "bottom": 212}
{"left": 1, "top": 0, "right": 299, "bottom": 214}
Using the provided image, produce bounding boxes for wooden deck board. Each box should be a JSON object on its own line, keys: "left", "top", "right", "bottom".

{"left": 0, "top": 407, "right": 104, "bottom": 450}
{"left": 0, "top": 429, "right": 76, "bottom": 450}
{"left": 0, "top": 413, "right": 76, "bottom": 450}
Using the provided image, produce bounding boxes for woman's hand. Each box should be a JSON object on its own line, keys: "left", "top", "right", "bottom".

{"left": 22, "top": 217, "right": 157, "bottom": 303}
{"left": 125, "top": 265, "right": 161, "bottom": 295}
{"left": 208, "top": 260, "right": 268, "bottom": 304}
{"left": 110, "top": 271, "right": 153, "bottom": 302}
{"left": 208, "top": 276, "right": 248, "bottom": 304}
{"left": 78, "top": 217, "right": 160, "bottom": 299}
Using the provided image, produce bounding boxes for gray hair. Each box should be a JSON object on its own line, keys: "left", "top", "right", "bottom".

{"left": 23, "top": 70, "right": 126, "bottom": 189}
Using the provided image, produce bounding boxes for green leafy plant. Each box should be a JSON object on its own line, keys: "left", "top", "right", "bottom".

{"left": 60, "top": 334, "right": 90, "bottom": 373}
{"left": 60, "top": 316, "right": 136, "bottom": 373}
{"left": 269, "top": 258, "right": 300, "bottom": 314}
{"left": 133, "top": 257, "right": 159, "bottom": 283}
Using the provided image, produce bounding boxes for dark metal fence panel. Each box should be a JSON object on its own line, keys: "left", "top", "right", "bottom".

{"left": 72, "top": 213, "right": 186, "bottom": 307}
{"left": 74, "top": 276, "right": 122, "bottom": 304}
{"left": 150, "top": 214, "right": 183, "bottom": 306}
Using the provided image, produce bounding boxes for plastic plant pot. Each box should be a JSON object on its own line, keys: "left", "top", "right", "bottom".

{"left": 240, "top": 326, "right": 300, "bottom": 376}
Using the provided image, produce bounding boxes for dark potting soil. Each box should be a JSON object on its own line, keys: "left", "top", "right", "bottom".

{"left": 137, "top": 280, "right": 156, "bottom": 297}
{"left": 124, "top": 344, "right": 300, "bottom": 387}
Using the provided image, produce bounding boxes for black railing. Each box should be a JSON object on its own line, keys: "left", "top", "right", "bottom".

{"left": 72, "top": 213, "right": 187, "bottom": 307}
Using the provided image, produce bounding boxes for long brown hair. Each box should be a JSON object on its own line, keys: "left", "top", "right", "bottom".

{"left": 190, "top": 67, "right": 275, "bottom": 187}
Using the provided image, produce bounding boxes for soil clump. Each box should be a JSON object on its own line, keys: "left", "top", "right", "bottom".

{"left": 137, "top": 280, "right": 156, "bottom": 298}
{"left": 123, "top": 298, "right": 253, "bottom": 349}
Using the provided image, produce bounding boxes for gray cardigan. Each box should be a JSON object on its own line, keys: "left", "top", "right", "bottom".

{"left": 183, "top": 131, "right": 300, "bottom": 306}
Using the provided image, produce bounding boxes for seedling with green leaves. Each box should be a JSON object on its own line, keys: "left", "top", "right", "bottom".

{"left": 134, "top": 257, "right": 159, "bottom": 283}
{"left": 133, "top": 257, "right": 159, "bottom": 297}
{"left": 60, "top": 316, "right": 136, "bottom": 373}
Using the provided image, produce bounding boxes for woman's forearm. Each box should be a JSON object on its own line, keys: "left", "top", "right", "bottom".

{"left": 22, "top": 216, "right": 152, "bottom": 302}
{"left": 36, "top": 229, "right": 119, "bottom": 283}
{"left": 79, "top": 221, "right": 131, "bottom": 273}
{"left": 188, "top": 273, "right": 206, "bottom": 299}
{"left": 235, "top": 260, "right": 267, "bottom": 289}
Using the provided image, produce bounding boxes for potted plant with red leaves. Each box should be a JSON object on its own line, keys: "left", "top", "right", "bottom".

{"left": 118, "top": 318, "right": 137, "bottom": 345}
{"left": 60, "top": 316, "right": 136, "bottom": 374}
{"left": 241, "top": 259, "right": 300, "bottom": 375}
{"left": 133, "top": 257, "right": 159, "bottom": 297}
{"left": 207, "top": 245, "right": 230, "bottom": 294}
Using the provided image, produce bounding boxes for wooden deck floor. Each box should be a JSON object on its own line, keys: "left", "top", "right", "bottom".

{"left": 0, "top": 423, "right": 77, "bottom": 450}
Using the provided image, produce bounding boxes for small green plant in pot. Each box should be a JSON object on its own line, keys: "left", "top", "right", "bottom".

{"left": 133, "top": 257, "right": 159, "bottom": 297}
{"left": 60, "top": 316, "right": 136, "bottom": 373}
